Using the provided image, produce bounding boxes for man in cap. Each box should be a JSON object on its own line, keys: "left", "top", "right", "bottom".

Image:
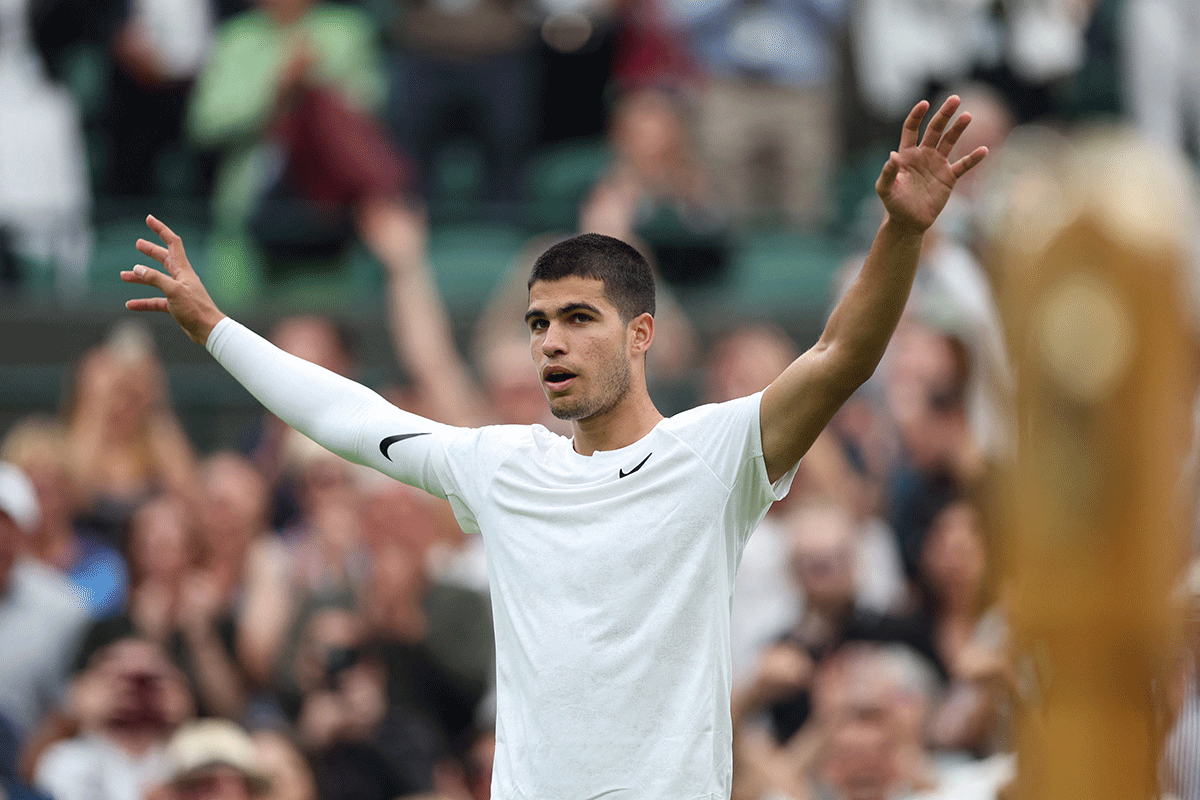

{"left": 162, "top": 720, "right": 271, "bottom": 800}
{"left": 0, "top": 462, "right": 89, "bottom": 748}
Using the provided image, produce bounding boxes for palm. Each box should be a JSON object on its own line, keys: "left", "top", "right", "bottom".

{"left": 876, "top": 96, "right": 988, "bottom": 232}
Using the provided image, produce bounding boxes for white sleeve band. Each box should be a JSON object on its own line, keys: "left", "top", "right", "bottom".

{"left": 204, "top": 317, "right": 449, "bottom": 494}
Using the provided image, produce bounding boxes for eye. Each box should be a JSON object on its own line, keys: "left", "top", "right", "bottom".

{"left": 570, "top": 313, "right": 592, "bottom": 324}
{"left": 529, "top": 318, "right": 548, "bottom": 332}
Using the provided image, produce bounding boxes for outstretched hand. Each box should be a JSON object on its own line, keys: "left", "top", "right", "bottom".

{"left": 876, "top": 95, "right": 989, "bottom": 233}
{"left": 122, "top": 215, "right": 226, "bottom": 346}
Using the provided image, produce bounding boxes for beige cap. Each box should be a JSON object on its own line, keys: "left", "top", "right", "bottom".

{"left": 166, "top": 720, "right": 271, "bottom": 793}
{"left": 0, "top": 462, "right": 39, "bottom": 534}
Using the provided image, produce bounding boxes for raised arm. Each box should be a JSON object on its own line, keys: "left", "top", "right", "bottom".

{"left": 356, "top": 201, "right": 490, "bottom": 427}
{"left": 120, "top": 217, "right": 450, "bottom": 491}
{"left": 760, "top": 96, "right": 988, "bottom": 483}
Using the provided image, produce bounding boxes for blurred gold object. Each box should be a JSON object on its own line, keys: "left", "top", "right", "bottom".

{"left": 989, "top": 130, "right": 1199, "bottom": 800}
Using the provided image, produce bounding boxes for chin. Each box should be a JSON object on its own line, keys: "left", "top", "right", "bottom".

{"left": 549, "top": 401, "right": 587, "bottom": 421}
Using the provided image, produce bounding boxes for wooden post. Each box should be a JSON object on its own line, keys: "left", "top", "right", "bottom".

{"left": 989, "top": 130, "right": 1198, "bottom": 800}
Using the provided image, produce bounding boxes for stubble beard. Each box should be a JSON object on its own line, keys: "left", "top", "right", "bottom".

{"left": 549, "top": 354, "right": 632, "bottom": 422}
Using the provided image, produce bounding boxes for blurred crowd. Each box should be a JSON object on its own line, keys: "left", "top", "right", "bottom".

{"left": 0, "top": 0, "right": 1196, "bottom": 297}
{"left": 0, "top": 0, "right": 1199, "bottom": 799}
{"left": 0, "top": 212, "right": 1197, "bottom": 800}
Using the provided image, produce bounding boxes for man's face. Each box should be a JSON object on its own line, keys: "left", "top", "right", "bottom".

{"left": 526, "top": 277, "right": 635, "bottom": 423}
{"left": 173, "top": 767, "right": 254, "bottom": 800}
{"left": 89, "top": 638, "right": 194, "bottom": 731}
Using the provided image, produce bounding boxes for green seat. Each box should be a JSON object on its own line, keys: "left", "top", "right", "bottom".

{"left": 426, "top": 222, "right": 530, "bottom": 313}
{"left": 428, "top": 139, "right": 487, "bottom": 223}
{"left": 728, "top": 229, "right": 845, "bottom": 318}
{"left": 522, "top": 139, "right": 609, "bottom": 231}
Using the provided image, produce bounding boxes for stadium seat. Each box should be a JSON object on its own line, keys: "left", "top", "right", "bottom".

{"left": 522, "top": 138, "right": 609, "bottom": 231}
{"left": 426, "top": 222, "right": 530, "bottom": 314}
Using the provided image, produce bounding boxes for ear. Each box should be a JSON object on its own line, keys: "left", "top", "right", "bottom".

{"left": 628, "top": 312, "right": 654, "bottom": 356}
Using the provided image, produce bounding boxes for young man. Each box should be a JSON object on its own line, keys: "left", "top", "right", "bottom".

{"left": 123, "top": 97, "right": 986, "bottom": 800}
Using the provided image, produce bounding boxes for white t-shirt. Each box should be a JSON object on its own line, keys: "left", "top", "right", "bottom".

{"left": 208, "top": 318, "right": 798, "bottom": 800}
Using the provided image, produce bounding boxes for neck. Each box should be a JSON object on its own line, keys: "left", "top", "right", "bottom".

{"left": 101, "top": 723, "right": 166, "bottom": 757}
{"left": 570, "top": 389, "right": 662, "bottom": 456}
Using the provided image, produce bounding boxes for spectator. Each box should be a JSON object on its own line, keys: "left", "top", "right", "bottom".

{"left": 679, "top": 0, "right": 848, "bottom": 226}
{"left": 1122, "top": 0, "right": 1200, "bottom": 165}
{"left": 0, "top": 416, "right": 129, "bottom": 617}
{"left": 849, "top": 0, "right": 992, "bottom": 124}
{"left": 733, "top": 500, "right": 943, "bottom": 746}
{"left": 34, "top": 629, "right": 194, "bottom": 800}
{"left": 580, "top": 86, "right": 731, "bottom": 286}
{"left": 931, "top": 83, "right": 1016, "bottom": 250}
{"left": 122, "top": 493, "right": 248, "bottom": 721}
{"left": 250, "top": 730, "right": 317, "bottom": 800}
{"left": 853, "top": 0, "right": 1093, "bottom": 126}
{"left": 0, "top": 462, "right": 89, "bottom": 746}
{"left": 187, "top": 0, "right": 425, "bottom": 288}
{"left": 881, "top": 321, "right": 981, "bottom": 576}
{"left": 734, "top": 642, "right": 1013, "bottom": 800}
{"left": 608, "top": 0, "right": 697, "bottom": 92}
{"left": 0, "top": 0, "right": 94, "bottom": 296}
{"left": 285, "top": 606, "right": 435, "bottom": 800}
{"left": 194, "top": 452, "right": 291, "bottom": 702}
{"left": 277, "top": 438, "right": 370, "bottom": 603}
{"left": 917, "top": 497, "right": 1011, "bottom": 756}
{"left": 159, "top": 719, "right": 271, "bottom": 800}
{"left": 64, "top": 323, "right": 199, "bottom": 543}
{"left": 383, "top": 0, "right": 537, "bottom": 213}
{"left": 811, "top": 643, "right": 1012, "bottom": 800}
{"left": 102, "top": 0, "right": 216, "bottom": 196}
{"left": 359, "top": 481, "right": 494, "bottom": 747}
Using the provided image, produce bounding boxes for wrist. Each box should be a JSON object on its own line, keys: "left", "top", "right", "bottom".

{"left": 881, "top": 212, "right": 930, "bottom": 239}
{"left": 195, "top": 312, "right": 227, "bottom": 347}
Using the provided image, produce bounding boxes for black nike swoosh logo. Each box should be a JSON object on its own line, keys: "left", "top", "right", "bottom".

{"left": 380, "top": 432, "right": 430, "bottom": 461}
{"left": 619, "top": 453, "right": 652, "bottom": 479}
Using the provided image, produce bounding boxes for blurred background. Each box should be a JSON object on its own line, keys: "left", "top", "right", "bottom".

{"left": 0, "top": 0, "right": 1198, "bottom": 798}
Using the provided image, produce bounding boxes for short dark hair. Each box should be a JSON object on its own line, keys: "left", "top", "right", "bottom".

{"left": 528, "top": 233, "right": 656, "bottom": 321}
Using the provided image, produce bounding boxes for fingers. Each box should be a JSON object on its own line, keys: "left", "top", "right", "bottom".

{"left": 937, "top": 111, "right": 972, "bottom": 157}
{"left": 135, "top": 238, "right": 169, "bottom": 265}
{"left": 125, "top": 297, "right": 170, "bottom": 313}
{"left": 899, "top": 100, "right": 929, "bottom": 150}
{"left": 121, "top": 264, "right": 172, "bottom": 293}
{"left": 146, "top": 214, "right": 181, "bottom": 247}
{"left": 951, "top": 145, "right": 989, "bottom": 179}
{"left": 920, "top": 95, "right": 961, "bottom": 149}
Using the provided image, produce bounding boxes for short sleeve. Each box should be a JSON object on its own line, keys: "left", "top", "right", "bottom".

{"left": 666, "top": 392, "right": 799, "bottom": 534}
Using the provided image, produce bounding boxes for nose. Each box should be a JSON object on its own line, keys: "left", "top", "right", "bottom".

{"left": 540, "top": 320, "right": 567, "bottom": 356}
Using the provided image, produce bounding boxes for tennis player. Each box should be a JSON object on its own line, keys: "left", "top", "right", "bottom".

{"left": 122, "top": 96, "right": 986, "bottom": 800}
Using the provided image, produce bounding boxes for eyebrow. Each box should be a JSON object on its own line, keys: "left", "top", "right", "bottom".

{"left": 524, "top": 302, "right": 603, "bottom": 324}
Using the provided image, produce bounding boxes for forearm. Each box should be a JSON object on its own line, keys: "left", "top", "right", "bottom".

{"left": 182, "top": 623, "right": 247, "bottom": 719}
{"left": 384, "top": 252, "right": 486, "bottom": 426}
{"left": 206, "top": 318, "right": 396, "bottom": 464}
{"left": 759, "top": 216, "right": 923, "bottom": 480}
{"left": 818, "top": 215, "right": 924, "bottom": 387}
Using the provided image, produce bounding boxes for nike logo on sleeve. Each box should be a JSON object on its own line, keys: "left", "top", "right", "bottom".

{"left": 380, "top": 432, "right": 431, "bottom": 461}
{"left": 619, "top": 453, "right": 652, "bottom": 479}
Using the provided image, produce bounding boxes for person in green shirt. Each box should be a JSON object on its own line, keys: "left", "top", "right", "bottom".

{"left": 187, "top": 0, "right": 425, "bottom": 292}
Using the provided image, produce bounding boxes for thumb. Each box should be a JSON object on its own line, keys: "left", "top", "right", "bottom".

{"left": 876, "top": 152, "right": 900, "bottom": 194}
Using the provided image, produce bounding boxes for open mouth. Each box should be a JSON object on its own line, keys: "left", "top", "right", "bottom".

{"left": 542, "top": 367, "right": 578, "bottom": 390}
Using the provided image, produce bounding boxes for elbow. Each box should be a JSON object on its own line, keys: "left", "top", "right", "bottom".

{"left": 813, "top": 337, "right": 878, "bottom": 400}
